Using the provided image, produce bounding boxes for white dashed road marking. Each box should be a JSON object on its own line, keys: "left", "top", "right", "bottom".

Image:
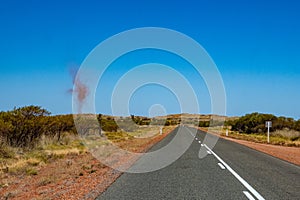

{"left": 203, "top": 144, "right": 265, "bottom": 200}
{"left": 218, "top": 163, "right": 226, "bottom": 170}
{"left": 243, "top": 191, "right": 256, "bottom": 200}
{"left": 185, "top": 127, "right": 265, "bottom": 200}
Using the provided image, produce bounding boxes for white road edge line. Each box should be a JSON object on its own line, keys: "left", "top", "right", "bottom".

{"left": 185, "top": 127, "right": 264, "bottom": 200}
{"left": 218, "top": 163, "right": 226, "bottom": 170}
{"left": 203, "top": 144, "right": 265, "bottom": 200}
{"left": 243, "top": 191, "right": 256, "bottom": 200}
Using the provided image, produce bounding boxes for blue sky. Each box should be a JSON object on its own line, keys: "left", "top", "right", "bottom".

{"left": 0, "top": 0, "right": 299, "bottom": 119}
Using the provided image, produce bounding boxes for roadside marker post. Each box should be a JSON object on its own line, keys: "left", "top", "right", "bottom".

{"left": 265, "top": 121, "right": 272, "bottom": 143}
{"left": 160, "top": 127, "right": 163, "bottom": 135}
{"left": 226, "top": 129, "right": 228, "bottom": 137}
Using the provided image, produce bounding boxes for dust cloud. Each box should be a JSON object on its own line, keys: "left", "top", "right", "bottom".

{"left": 68, "top": 67, "right": 89, "bottom": 113}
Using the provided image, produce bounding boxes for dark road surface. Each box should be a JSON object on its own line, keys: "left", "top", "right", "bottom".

{"left": 97, "top": 126, "right": 300, "bottom": 200}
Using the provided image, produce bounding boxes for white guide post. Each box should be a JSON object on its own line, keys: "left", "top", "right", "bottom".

{"left": 265, "top": 121, "right": 272, "bottom": 143}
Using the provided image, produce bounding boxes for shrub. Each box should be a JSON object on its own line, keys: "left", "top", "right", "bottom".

{"left": 26, "top": 167, "right": 38, "bottom": 175}
{"left": 231, "top": 112, "right": 298, "bottom": 134}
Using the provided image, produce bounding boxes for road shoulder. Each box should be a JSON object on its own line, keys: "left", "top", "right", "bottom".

{"left": 197, "top": 127, "right": 300, "bottom": 166}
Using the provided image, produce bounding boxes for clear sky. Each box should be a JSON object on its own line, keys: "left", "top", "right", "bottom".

{"left": 0, "top": 0, "right": 299, "bottom": 119}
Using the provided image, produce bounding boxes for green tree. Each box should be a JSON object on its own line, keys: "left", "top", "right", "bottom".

{"left": 0, "top": 106, "right": 51, "bottom": 147}
{"left": 231, "top": 112, "right": 276, "bottom": 133}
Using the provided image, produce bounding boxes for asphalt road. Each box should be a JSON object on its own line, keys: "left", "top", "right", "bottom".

{"left": 97, "top": 126, "right": 300, "bottom": 200}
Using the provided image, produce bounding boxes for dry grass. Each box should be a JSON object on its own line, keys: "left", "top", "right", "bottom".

{"left": 272, "top": 128, "right": 300, "bottom": 141}
{"left": 127, "top": 125, "right": 161, "bottom": 138}
{"left": 0, "top": 134, "right": 87, "bottom": 177}
{"left": 0, "top": 125, "right": 177, "bottom": 200}
{"left": 0, "top": 125, "right": 175, "bottom": 176}
{"left": 220, "top": 129, "right": 300, "bottom": 147}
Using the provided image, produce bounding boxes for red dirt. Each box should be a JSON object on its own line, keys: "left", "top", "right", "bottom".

{"left": 2, "top": 126, "right": 298, "bottom": 200}
{"left": 0, "top": 127, "right": 175, "bottom": 200}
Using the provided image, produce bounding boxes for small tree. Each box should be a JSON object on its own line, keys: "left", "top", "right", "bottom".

{"left": 1, "top": 106, "right": 51, "bottom": 147}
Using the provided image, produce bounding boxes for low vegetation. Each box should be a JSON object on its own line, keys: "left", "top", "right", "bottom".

{"left": 0, "top": 106, "right": 178, "bottom": 178}
{"left": 226, "top": 112, "right": 300, "bottom": 134}
{"left": 1, "top": 106, "right": 299, "bottom": 178}
{"left": 0, "top": 106, "right": 75, "bottom": 148}
{"left": 220, "top": 131, "right": 300, "bottom": 147}
{"left": 0, "top": 106, "right": 299, "bottom": 199}
{"left": 220, "top": 112, "right": 300, "bottom": 146}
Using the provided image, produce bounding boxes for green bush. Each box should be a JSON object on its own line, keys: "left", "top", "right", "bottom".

{"left": 198, "top": 121, "right": 210, "bottom": 127}
{"left": 231, "top": 112, "right": 298, "bottom": 134}
{"left": 0, "top": 106, "right": 76, "bottom": 148}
